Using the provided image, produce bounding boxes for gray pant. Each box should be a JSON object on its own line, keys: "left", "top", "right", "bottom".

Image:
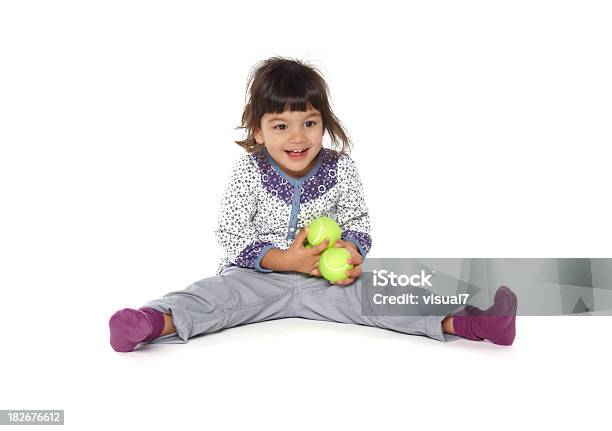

{"left": 142, "top": 266, "right": 464, "bottom": 344}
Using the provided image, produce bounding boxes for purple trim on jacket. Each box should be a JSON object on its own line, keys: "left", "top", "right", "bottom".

{"left": 235, "top": 240, "right": 275, "bottom": 269}
{"left": 300, "top": 150, "right": 340, "bottom": 204}
{"left": 252, "top": 151, "right": 294, "bottom": 205}
{"left": 251, "top": 148, "right": 341, "bottom": 205}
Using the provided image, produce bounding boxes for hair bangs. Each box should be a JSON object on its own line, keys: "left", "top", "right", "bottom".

{"left": 260, "top": 72, "right": 324, "bottom": 114}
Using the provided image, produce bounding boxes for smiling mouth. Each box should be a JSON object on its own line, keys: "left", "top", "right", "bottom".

{"left": 285, "top": 147, "right": 309, "bottom": 160}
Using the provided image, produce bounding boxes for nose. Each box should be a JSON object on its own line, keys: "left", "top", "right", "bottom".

{"left": 288, "top": 127, "right": 307, "bottom": 144}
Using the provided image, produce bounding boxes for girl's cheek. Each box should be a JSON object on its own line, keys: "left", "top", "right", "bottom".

{"left": 307, "top": 129, "right": 323, "bottom": 140}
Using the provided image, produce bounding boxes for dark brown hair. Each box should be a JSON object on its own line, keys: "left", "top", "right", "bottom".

{"left": 235, "top": 57, "right": 351, "bottom": 154}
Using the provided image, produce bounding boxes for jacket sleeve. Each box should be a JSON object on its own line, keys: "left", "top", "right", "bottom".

{"left": 214, "top": 155, "right": 275, "bottom": 273}
{"left": 336, "top": 155, "right": 373, "bottom": 258}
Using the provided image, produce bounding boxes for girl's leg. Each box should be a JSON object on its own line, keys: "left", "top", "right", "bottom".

{"left": 441, "top": 315, "right": 454, "bottom": 334}
{"left": 296, "top": 272, "right": 517, "bottom": 345}
{"left": 109, "top": 267, "right": 296, "bottom": 352}
{"left": 296, "top": 274, "right": 465, "bottom": 342}
{"left": 160, "top": 313, "right": 175, "bottom": 336}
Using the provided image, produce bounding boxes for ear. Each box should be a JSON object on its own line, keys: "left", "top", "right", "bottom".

{"left": 254, "top": 128, "right": 264, "bottom": 145}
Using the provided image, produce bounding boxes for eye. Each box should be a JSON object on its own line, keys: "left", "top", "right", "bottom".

{"left": 305, "top": 120, "right": 317, "bottom": 127}
{"left": 273, "top": 124, "right": 287, "bottom": 130}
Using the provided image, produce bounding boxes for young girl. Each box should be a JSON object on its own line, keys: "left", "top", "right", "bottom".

{"left": 109, "top": 57, "right": 517, "bottom": 352}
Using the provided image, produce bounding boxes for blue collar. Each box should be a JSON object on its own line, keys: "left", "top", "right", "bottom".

{"left": 262, "top": 147, "right": 325, "bottom": 185}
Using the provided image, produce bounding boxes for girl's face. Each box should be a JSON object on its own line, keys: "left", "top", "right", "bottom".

{"left": 254, "top": 106, "right": 324, "bottom": 179}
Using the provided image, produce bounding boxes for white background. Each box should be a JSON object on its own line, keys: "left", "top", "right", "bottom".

{"left": 1, "top": 1, "right": 611, "bottom": 430}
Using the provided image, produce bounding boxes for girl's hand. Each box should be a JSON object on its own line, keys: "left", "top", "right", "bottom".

{"left": 331, "top": 239, "right": 363, "bottom": 285}
{"left": 283, "top": 228, "right": 329, "bottom": 276}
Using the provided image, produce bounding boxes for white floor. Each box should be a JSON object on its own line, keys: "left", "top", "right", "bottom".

{"left": 3, "top": 315, "right": 610, "bottom": 430}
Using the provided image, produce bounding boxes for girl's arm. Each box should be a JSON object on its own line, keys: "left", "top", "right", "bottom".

{"left": 336, "top": 155, "right": 372, "bottom": 257}
{"left": 259, "top": 248, "right": 288, "bottom": 271}
{"left": 215, "top": 156, "right": 276, "bottom": 272}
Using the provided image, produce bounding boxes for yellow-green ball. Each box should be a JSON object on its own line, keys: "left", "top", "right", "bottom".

{"left": 307, "top": 216, "right": 341, "bottom": 249}
{"left": 319, "top": 247, "right": 353, "bottom": 283}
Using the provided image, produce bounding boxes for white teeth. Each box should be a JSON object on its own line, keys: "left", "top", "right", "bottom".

{"left": 289, "top": 149, "right": 306, "bottom": 153}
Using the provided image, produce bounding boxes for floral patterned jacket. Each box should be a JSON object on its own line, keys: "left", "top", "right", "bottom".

{"left": 215, "top": 147, "right": 372, "bottom": 275}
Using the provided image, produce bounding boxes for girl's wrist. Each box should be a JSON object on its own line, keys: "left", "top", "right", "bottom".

{"left": 345, "top": 241, "right": 358, "bottom": 251}
{"left": 340, "top": 240, "right": 359, "bottom": 254}
{"left": 277, "top": 249, "right": 292, "bottom": 272}
{"left": 261, "top": 248, "right": 292, "bottom": 272}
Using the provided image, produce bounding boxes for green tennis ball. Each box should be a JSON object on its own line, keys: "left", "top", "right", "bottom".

{"left": 307, "top": 216, "right": 341, "bottom": 249}
{"left": 319, "top": 247, "right": 353, "bottom": 283}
